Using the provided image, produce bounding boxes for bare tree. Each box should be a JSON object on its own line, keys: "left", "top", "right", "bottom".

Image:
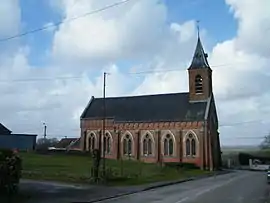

{"left": 36, "top": 138, "right": 59, "bottom": 150}
{"left": 260, "top": 133, "right": 270, "bottom": 149}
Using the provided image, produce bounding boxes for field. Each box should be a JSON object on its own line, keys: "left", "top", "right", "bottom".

{"left": 19, "top": 152, "right": 210, "bottom": 186}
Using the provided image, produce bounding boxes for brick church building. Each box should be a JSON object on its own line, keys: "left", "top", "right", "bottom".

{"left": 80, "top": 36, "right": 221, "bottom": 171}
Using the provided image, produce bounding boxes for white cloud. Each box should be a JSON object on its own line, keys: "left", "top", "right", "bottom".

{"left": 0, "top": 0, "right": 21, "bottom": 55}
{"left": 0, "top": 0, "right": 270, "bottom": 147}
{"left": 226, "top": 0, "right": 270, "bottom": 57}
{"left": 51, "top": 0, "right": 168, "bottom": 65}
{"left": 0, "top": 0, "right": 21, "bottom": 38}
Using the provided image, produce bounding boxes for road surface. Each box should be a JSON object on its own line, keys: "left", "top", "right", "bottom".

{"left": 97, "top": 171, "right": 270, "bottom": 203}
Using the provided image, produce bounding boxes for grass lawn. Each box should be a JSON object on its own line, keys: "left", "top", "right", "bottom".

{"left": 20, "top": 152, "right": 211, "bottom": 186}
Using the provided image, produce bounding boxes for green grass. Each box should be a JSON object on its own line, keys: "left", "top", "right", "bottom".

{"left": 20, "top": 152, "right": 211, "bottom": 186}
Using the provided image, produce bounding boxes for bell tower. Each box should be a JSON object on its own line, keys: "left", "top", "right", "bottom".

{"left": 188, "top": 34, "right": 212, "bottom": 102}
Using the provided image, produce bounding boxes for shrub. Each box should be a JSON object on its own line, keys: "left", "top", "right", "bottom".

{"left": 0, "top": 149, "right": 22, "bottom": 196}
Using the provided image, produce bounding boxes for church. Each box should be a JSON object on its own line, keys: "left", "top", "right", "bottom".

{"left": 79, "top": 36, "right": 221, "bottom": 171}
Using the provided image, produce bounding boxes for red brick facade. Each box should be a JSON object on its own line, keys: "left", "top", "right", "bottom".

{"left": 80, "top": 118, "right": 220, "bottom": 170}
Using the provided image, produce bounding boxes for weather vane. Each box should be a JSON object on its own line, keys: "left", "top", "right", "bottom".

{"left": 196, "top": 20, "right": 200, "bottom": 38}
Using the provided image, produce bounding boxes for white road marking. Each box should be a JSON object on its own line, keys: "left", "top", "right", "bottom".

{"left": 175, "top": 173, "right": 251, "bottom": 203}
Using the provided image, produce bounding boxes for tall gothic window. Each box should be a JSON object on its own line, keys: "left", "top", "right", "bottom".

{"left": 88, "top": 133, "right": 96, "bottom": 152}
{"left": 123, "top": 134, "right": 132, "bottom": 155}
{"left": 186, "top": 139, "right": 191, "bottom": 156}
{"left": 185, "top": 134, "right": 197, "bottom": 156}
{"left": 103, "top": 132, "right": 112, "bottom": 154}
{"left": 191, "top": 139, "right": 196, "bottom": 156}
{"left": 142, "top": 134, "right": 153, "bottom": 156}
{"left": 195, "top": 75, "right": 203, "bottom": 94}
{"left": 164, "top": 134, "right": 174, "bottom": 156}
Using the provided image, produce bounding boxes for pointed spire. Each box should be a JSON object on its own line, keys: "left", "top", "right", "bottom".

{"left": 188, "top": 22, "right": 210, "bottom": 70}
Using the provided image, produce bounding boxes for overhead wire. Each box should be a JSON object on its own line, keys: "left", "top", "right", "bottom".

{"left": 0, "top": 62, "right": 242, "bottom": 83}
{"left": 0, "top": 0, "right": 134, "bottom": 42}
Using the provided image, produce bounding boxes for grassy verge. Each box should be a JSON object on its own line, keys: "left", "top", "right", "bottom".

{"left": 20, "top": 152, "right": 211, "bottom": 186}
{"left": 0, "top": 193, "right": 31, "bottom": 203}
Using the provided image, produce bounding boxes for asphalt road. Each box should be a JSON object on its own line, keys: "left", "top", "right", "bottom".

{"left": 97, "top": 171, "right": 270, "bottom": 203}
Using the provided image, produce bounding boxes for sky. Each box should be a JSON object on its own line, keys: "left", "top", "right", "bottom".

{"left": 0, "top": 0, "right": 269, "bottom": 146}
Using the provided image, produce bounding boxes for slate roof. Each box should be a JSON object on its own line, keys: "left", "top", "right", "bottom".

{"left": 188, "top": 37, "right": 211, "bottom": 70}
{"left": 81, "top": 92, "right": 207, "bottom": 122}
{"left": 0, "top": 123, "right": 12, "bottom": 135}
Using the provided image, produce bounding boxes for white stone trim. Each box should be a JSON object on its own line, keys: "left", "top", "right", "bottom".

{"left": 183, "top": 130, "right": 199, "bottom": 143}
{"left": 140, "top": 130, "right": 155, "bottom": 156}
{"left": 86, "top": 130, "right": 97, "bottom": 150}
{"left": 121, "top": 131, "right": 134, "bottom": 155}
{"left": 183, "top": 130, "right": 199, "bottom": 157}
{"left": 204, "top": 95, "right": 212, "bottom": 120}
{"left": 161, "top": 130, "right": 176, "bottom": 156}
{"left": 101, "top": 130, "right": 113, "bottom": 154}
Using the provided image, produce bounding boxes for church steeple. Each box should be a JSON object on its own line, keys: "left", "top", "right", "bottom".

{"left": 188, "top": 37, "right": 211, "bottom": 70}
{"left": 188, "top": 33, "right": 212, "bottom": 102}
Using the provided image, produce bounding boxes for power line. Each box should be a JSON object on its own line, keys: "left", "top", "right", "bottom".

{"left": 113, "top": 62, "right": 246, "bottom": 76}
{"left": 0, "top": 0, "right": 134, "bottom": 43}
{"left": 1, "top": 75, "right": 74, "bottom": 84}
{"left": 0, "top": 76, "right": 83, "bottom": 83}
{"left": 219, "top": 119, "right": 270, "bottom": 127}
{"left": 0, "top": 62, "right": 243, "bottom": 83}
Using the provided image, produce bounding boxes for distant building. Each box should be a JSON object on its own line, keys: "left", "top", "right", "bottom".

{"left": 50, "top": 138, "right": 81, "bottom": 151}
{"left": 0, "top": 123, "right": 37, "bottom": 151}
{"left": 79, "top": 36, "right": 221, "bottom": 171}
{"left": 0, "top": 123, "right": 12, "bottom": 135}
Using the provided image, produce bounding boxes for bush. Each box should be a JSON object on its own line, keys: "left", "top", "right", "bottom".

{"left": 0, "top": 149, "right": 22, "bottom": 196}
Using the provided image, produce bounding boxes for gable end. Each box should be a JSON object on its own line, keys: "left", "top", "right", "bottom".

{"left": 80, "top": 96, "right": 95, "bottom": 119}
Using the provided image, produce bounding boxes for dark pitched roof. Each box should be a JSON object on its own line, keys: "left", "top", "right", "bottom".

{"left": 54, "top": 138, "right": 77, "bottom": 149}
{"left": 0, "top": 123, "right": 11, "bottom": 135}
{"left": 81, "top": 92, "right": 207, "bottom": 122}
{"left": 188, "top": 37, "right": 211, "bottom": 70}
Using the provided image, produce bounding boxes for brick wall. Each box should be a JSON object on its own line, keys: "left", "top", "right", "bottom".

{"left": 79, "top": 119, "right": 217, "bottom": 169}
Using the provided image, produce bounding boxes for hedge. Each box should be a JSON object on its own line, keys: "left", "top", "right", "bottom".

{"left": 0, "top": 149, "right": 22, "bottom": 196}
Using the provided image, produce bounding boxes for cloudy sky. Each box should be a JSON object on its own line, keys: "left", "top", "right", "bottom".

{"left": 0, "top": 0, "right": 269, "bottom": 146}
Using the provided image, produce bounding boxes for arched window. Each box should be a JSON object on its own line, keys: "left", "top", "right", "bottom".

{"left": 142, "top": 134, "right": 153, "bottom": 156}
{"left": 123, "top": 134, "right": 132, "bottom": 155}
{"left": 191, "top": 139, "right": 196, "bottom": 156}
{"left": 186, "top": 139, "right": 191, "bottom": 156}
{"left": 195, "top": 75, "right": 203, "bottom": 94}
{"left": 88, "top": 133, "right": 96, "bottom": 152}
{"left": 164, "top": 139, "right": 168, "bottom": 155}
{"left": 185, "top": 134, "right": 197, "bottom": 156}
{"left": 103, "top": 132, "right": 112, "bottom": 154}
{"left": 164, "top": 134, "right": 174, "bottom": 156}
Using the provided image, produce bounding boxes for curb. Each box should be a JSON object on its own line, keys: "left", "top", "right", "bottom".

{"left": 141, "top": 178, "right": 194, "bottom": 191}
{"left": 87, "top": 170, "right": 233, "bottom": 202}
{"left": 142, "top": 170, "right": 233, "bottom": 191}
{"left": 87, "top": 190, "right": 141, "bottom": 203}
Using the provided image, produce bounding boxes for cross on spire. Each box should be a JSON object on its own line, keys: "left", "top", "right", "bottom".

{"left": 188, "top": 21, "right": 211, "bottom": 70}
{"left": 196, "top": 20, "right": 200, "bottom": 38}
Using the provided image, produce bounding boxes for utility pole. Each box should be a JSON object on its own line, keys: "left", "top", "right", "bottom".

{"left": 102, "top": 72, "right": 107, "bottom": 174}
{"left": 43, "top": 123, "right": 47, "bottom": 140}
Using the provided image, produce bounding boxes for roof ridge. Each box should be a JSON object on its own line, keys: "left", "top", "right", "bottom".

{"left": 94, "top": 92, "right": 189, "bottom": 99}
